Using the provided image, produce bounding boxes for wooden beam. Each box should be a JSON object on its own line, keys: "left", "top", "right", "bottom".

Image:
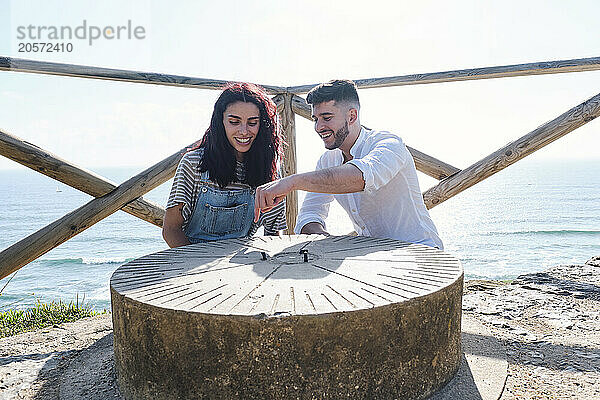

{"left": 7, "top": 55, "right": 599, "bottom": 97}
{"left": 406, "top": 146, "right": 460, "bottom": 180}
{"left": 290, "top": 94, "right": 312, "bottom": 120}
{"left": 0, "top": 57, "right": 287, "bottom": 95}
{"left": 285, "top": 56, "right": 600, "bottom": 94}
{"left": 287, "top": 93, "right": 461, "bottom": 180}
{"left": 0, "top": 145, "right": 189, "bottom": 280}
{"left": 277, "top": 94, "right": 299, "bottom": 234}
{"left": 0, "top": 129, "right": 165, "bottom": 227}
{"left": 423, "top": 91, "right": 600, "bottom": 209}
{"left": 272, "top": 93, "right": 285, "bottom": 109}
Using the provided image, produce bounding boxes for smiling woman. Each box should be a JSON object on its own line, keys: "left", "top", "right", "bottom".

{"left": 224, "top": 101, "right": 261, "bottom": 160}
{"left": 162, "top": 82, "right": 287, "bottom": 248}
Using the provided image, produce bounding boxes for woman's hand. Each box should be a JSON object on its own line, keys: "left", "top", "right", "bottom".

{"left": 162, "top": 204, "right": 191, "bottom": 248}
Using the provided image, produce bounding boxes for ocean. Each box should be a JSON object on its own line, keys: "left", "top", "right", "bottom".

{"left": 0, "top": 158, "right": 598, "bottom": 312}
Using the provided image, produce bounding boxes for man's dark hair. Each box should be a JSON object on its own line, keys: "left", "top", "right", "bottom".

{"left": 306, "top": 79, "right": 360, "bottom": 108}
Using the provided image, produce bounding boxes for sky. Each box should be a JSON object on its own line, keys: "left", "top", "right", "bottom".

{"left": 0, "top": 0, "right": 599, "bottom": 182}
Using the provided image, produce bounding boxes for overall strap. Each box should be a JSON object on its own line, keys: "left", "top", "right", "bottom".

{"left": 199, "top": 170, "right": 211, "bottom": 183}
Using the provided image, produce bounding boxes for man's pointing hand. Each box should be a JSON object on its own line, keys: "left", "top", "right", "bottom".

{"left": 254, "top": 176, "right": 296, "bottom": 223}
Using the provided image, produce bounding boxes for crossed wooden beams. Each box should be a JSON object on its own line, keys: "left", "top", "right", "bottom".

{"left": 1, "top": 56, "right": 599, "bottom": 280}
{"left": 273, "top": 91, "right": 600, "bottom": 210}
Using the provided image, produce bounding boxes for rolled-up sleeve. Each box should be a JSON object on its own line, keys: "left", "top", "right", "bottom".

{"left": 347, "top": 136, "right": 407, "bottom": 193}
{"left": 294, "top": 157, "right": 335, "bottom": 234}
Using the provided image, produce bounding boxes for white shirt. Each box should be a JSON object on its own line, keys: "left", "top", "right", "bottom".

{"left": 295, "top": 127, "right": 444, "bottom": 249}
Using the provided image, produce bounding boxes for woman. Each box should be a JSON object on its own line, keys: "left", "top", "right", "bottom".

{"left": 162, "top": 82, "right": 286, "bottom": 247}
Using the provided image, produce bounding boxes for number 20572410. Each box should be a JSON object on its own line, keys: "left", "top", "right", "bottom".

{"left": 18, "top": 42, "right": 73, "bottom": 53}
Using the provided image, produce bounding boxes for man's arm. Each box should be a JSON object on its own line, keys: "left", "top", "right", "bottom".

{"left": 254, "top": 163, "right": 364, "bottom": 222}
{"left": 292, "top": 163, "right": 365, "bottom": 194}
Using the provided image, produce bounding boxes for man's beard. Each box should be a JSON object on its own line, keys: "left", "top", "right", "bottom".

{"left": 325, "top": 121, "right": 350, "bottom": 150}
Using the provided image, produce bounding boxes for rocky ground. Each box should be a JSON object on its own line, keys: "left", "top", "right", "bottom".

{"left": 463, "top": 256, "right": 600, "bottom": 399}
{"left": 0, "top": 256, "right": 598, "bottom": 399}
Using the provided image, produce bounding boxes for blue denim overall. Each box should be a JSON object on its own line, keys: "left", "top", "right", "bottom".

{"left": 184, "top": 171, "right": 255, "bottom": 243}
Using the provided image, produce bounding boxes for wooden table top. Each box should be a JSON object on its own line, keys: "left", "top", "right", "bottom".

{"left": 110, "top": 235, "right": 462, "bottom": 316}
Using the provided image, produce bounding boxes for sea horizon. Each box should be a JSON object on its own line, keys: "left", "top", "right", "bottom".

{"left": 0, "top": 157, "right": 598, "bottom": 311}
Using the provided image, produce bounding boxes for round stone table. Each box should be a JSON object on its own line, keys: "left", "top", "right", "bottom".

{"left": 110, "top": 235, "right": 463, "bottom": 400}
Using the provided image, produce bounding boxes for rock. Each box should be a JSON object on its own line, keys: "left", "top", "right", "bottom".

{"left": 586, "top": 256, "right": 600, "bottom": 267}
{"left": 528, "top": 351, "right": 544, "bottom": 359}
{"left": 513, "top": 268, "right": 600, "bottom": 300}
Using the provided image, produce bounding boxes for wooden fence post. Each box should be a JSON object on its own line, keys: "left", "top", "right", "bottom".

{"left": 278, "top": 93, "right": 298, "bottom": 234}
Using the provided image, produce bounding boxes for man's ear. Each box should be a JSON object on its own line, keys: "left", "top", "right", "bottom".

{"left": 348, "top": 108, "right": 358, "bottom": 125}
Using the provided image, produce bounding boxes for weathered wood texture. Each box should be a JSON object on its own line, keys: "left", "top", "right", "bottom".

{"left": 277, "top": 94, "right": 298, "bottom": 234}
{"left": 5, "top": 56, "right": 598, "bottom": 96}
{"left": 271, "top": 94, "right": 284, "bottom": 111}
{"left": 0, "top": 129, "right": 165, "bottom": 227}
{"left": 0, "top": 145, "right": 189, "bottom": 280}
{"left": 424, "top": 91, "right": 600, "bottom": 209}
{"left": 406, "top": 146, "right": 460, "bottom": 180}
{"left": 287, "top": 93, "right": 461, "bottom": 179}
{"left": 0, "top": 57, "right": 286, "bottom": 95}
{"left": 290, "top": 94, "right": 313, "bottom": 120}
{"left": 285, "top": 56, "right": 600, "bottom": 93}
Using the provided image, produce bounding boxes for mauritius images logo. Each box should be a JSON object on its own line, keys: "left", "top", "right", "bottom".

{"left": 15, "top": 20, "right": 146, "bottom": 52}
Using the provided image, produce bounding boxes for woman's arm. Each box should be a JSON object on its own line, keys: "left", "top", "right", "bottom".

{"left": 162, "top": 204, "right": 191, "bottom": 248}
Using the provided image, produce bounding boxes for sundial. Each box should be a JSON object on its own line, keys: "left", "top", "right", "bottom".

{"left": 111, "top": 235, "right": 463, "bottom": 399}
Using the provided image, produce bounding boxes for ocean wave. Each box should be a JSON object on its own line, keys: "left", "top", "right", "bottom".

{"left": 483, "top": 229, "right": 600, "bottom": 236}
{"left": 39, "top": 257, "right": 134, "bottom": 265}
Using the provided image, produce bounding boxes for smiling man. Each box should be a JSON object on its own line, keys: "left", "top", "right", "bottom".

{"left": 254, "top": 79, "right": 443, "bottom": 249}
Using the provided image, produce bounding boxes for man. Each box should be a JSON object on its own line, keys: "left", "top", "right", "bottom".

{"left": 254, "top": 79, "right": 443, "bottom": 249}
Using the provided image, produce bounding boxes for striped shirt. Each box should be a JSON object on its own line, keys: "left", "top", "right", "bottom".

{"left": 166, "top": 148, "right": 287, "bottom": 236}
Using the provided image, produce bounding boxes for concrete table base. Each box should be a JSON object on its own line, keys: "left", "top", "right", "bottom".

{"left": 110, "top": 235, "right": 463, "bottom": 399}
